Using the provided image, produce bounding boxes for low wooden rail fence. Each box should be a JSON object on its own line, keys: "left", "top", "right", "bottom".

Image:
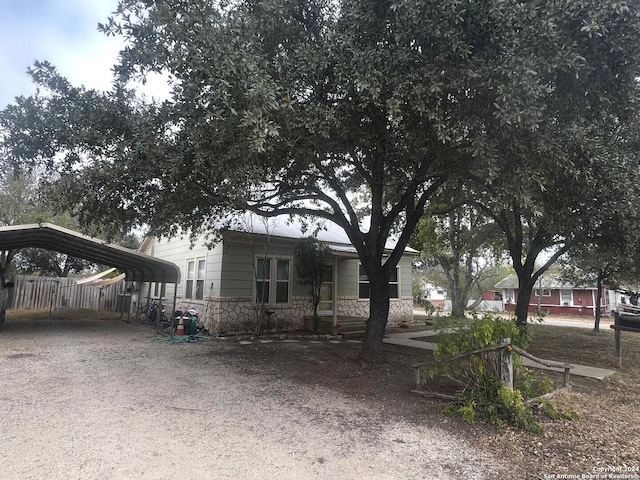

{"left": 412, "top": 337, "right": 573, "bottom": 395}
{"left": 11, "top": 275, "right": 120, "bottom": 311}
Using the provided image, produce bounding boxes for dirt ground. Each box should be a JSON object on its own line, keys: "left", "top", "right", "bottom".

{"left": 0, "top": 316, "right": 508, "bottom": 480}
{"left": 1, "top": 315, "right": 638, "bottom": 480}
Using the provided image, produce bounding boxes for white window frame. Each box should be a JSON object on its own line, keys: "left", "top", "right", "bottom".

{"left": 560, "top": 289, "right": 573, "bottom": 306}
{"left": 534, "top": 288, "right": 552, "bottom": 297}
{"left": 185, "top": 257, "right": 206, "bottom": 301}
{"left": 255, "top": 256, "right": 291, "bottom": 305}
{"left": 504, "top": 289, "right": 514, "bottom": 304}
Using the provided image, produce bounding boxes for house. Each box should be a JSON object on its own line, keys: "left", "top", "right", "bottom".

{"left": 495, "top": 273, "right": 610, "bottom": 316}
{"left": 419, "top": 280, "right": 446, "bottom": 308}
{"left": 138, "top": 216, "right": 416, "bottom": 335}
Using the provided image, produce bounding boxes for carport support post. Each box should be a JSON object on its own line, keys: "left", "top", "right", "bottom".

{"left": 155, "top": 279, "right": 166, "bottom": 332}
{"left": 332, "top": 256, "right": 338, "bottom": 335}
{"left": 144, "top": 285, "right": 152, "bottom": 322}
{"left": 170, "top": 286, "right": 178, "bottom": 336}
{"left": 126, "top": 282, "right": 133, "bottom": 322}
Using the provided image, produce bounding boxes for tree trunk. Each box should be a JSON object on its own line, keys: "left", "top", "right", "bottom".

{"left": 0, "top": 250, "right": 15, "bottom": 287}
{"left": 515, "top": 278, "right": 534, "bottom": 333}
{"left": 594, "top": 275, "right": 603, "bottom": 332}
{"left": 360, "top": 267, "right": 390, "bottom": 364}
{"left": 450, "top": 252, "right": 464, "bottom": 317}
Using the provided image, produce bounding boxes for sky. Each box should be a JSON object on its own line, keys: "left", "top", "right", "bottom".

{"left": 0, "top": 0, "right": 167, "bottom": 109}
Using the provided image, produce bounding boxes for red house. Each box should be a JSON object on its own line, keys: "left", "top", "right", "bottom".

{"left": 495, "top": 274, "right": 609, "bottom": 316}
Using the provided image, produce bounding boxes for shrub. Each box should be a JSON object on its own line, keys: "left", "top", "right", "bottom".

{"left": 429, "top": 313, "right": 568, "bottom": 432}
{"left": 423, "top": 300, "right": 436, "bottom": 316}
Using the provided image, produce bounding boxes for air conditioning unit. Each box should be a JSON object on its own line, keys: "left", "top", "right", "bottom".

{"left": 563, "top": 302, "right": 570, "bottom": 306}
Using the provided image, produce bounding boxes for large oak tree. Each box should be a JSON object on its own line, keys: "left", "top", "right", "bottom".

{"left": 2, "top": 0, "right": 640, "bottom": 362}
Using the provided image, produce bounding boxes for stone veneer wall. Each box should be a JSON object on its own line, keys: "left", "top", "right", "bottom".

{"left": 194, "top": 295, "right": 413, "bottom": 336}
{"left": 194, "top": 296, "right": 310, "bottom": 336}
{"left": 389, "top": 297, "right": 414, "bottom": 325}
{"left": 336, "top": 296, "right": 413, "bottom": 326}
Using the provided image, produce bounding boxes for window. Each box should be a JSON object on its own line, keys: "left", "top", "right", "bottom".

{"left": 358, "top": 265, "right": 370, "bottom": 299}
{"left": 505, "top": 289, "right": 514, "bottom": 304}
{"left": 534, "top": 289, "right": 551, "bottom": 297}
{"left": 185, "top": 258, "right": 205, "bottom": 300}
{"left": 196, "top": 259, "right": 205, "bottom": 300}
{"left": 389, "top": 268, "right": 399, "bottom": 298}
{"left": 560, "top": 289, "right": 572, "bottom": 306}
{"left": 358, "top": 265, "right": 399, "bottom": 299}
{"left": 185, "top": 261, "right": 195, "bottom": 299}
{"left": 256, "top": 258, "right": 271, "bottom": 303}
{"left": 256, "top": 257, "right": 291, "bottom": 304}
{"left": 275, "top": 259, "right": 290, "bottom": 303}
{"left": 152, "top": 282, "right": 166, "bottom": 298}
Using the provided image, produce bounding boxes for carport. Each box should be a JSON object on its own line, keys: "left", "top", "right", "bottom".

{"left": 0, "top": 223, "right": 180, "bottom": 321}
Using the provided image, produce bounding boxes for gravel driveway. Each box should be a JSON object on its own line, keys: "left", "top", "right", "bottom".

{"left": 0, "top": 317, "right": 508, "bottom": 479}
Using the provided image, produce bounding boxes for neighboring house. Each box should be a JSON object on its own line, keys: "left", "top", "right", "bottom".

{"left": 442, "top": 290, "right": 503, "bottom": 313}
{"left": 482, "top": 290, "right": 502, "bottom": 302}
{"left": 419, "top": 280, "right": 446, "bottom": 308}
{"left": 138, "top": 216, "right": 415, "bottom": 335}
{"left": 495, "top": 273, "right": 610, "bottom": 316}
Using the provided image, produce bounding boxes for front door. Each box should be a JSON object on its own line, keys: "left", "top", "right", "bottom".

{"left": 318, "top": 264, "right": 333, "bottom": 315}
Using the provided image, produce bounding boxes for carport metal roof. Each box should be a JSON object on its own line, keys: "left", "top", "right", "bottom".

{"left": 0, "top": 223, "right": 180, "bottom": 284}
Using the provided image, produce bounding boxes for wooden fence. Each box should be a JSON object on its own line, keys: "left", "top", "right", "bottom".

{"left": 412, "top": 337, "right": 573, "bottom": 394}
{"left": 10, "top": 275, "right": 121, "bottom": 311}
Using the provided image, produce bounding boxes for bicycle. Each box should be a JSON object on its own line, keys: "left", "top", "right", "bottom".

{"left": 144, "top": 299, "right": 167, "bottom": 330}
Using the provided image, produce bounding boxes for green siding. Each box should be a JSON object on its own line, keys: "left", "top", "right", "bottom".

{"left": 220, "top": 241, "right": 255, "bottom": 297}
{"left": 219, "top": 235, "right": 296, "bottom": 298}
{"left": 399, "top": 256, "right": 413, "bottom": 297}
{"left": 338, "top": 258, "right": 359, "bottom": 297}
{"left": 149, "top": 231, "right": 416, "bottom": 304}
{"left": 337, "top": 256, "right": 414, "bottom": 298}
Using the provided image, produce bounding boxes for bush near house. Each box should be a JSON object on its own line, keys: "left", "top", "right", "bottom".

{"left": 428, "top": 314, "right": 576, "bottom": 432}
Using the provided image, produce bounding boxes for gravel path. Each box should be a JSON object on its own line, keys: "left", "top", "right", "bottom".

{"left": 0, "top": 318, "right": 508, "bottom": 479}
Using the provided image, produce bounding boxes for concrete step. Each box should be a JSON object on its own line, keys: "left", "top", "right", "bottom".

{"left": 340, "top": 330, "right": 366, "bottom": 340}
{"left": 305, "top": 316, "right": 368, "bottom": 335}
{"left": 337, "top": 317, "right": 368, "bottom": 325}
{"left": 338, "top": 323, "right": 368, "bottom": 333}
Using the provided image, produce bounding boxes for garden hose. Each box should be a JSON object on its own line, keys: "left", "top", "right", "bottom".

{"left": 152, "top": 332, "right": 210, "bottom": 343}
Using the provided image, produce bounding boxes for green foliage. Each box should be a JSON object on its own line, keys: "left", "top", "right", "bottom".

{"left": 414, "top": 204, "right": 505, "bottom": 317}
{"left": 0, "top": 172, "right": 141, "bottom": 279}
{"left": 539, "top": 399, "right": 579, "bottom": 422}
{"left": 495, "top": 384, "right": 542, "bottom": 433}
{"left": 422, "top": 300, "right": 436, "bottom": 317}
{"left": 516, "top": 367, "right": 554, "bottom": 400}
{"left": 3, "top": 0, "right": 640, "bottom": 363}
{"left": 294, "top": 238, "right": 330, "bottom": 287}
{"left": 455, "top": 401, "right": 476, "bottom": 424}
{"left": 435, "top": 314, "right": 528, "bottom": 358}
{"left": 294, "top": 238, "right": 330, "bottom": 333}
{"left": 431, "top": 314, "right": 572, "bottom": 432}
{"left": 0, "top": 173, "right": 95, "bottom": 278}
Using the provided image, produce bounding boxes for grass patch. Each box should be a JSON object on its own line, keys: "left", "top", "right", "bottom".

{"left": 527, "top": 323, "right": 640, "bottom": 375}
{"left": 413, "top": 315, "right": 640, "bottom": 433}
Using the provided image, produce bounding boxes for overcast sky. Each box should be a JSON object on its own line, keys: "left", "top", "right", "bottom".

{"left": 0, "top": 0, "right": 162, "bottom": 109}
